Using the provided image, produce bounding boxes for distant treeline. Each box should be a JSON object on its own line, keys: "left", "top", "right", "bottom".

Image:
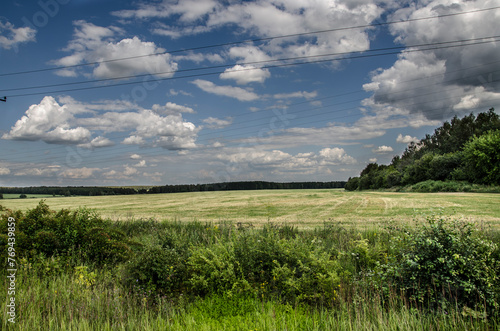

{"left": 0, "top": 181, "right": 346, "bottom": 197}
{"left": 346, "top": 108, "right": 500, "bottom": 191}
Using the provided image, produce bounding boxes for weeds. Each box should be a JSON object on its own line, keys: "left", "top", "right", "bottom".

{"left": 1, "top": 203, "right": 499, "bottom": 330}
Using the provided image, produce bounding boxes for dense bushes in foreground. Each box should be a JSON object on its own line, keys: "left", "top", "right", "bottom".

{"left": 1, "top": 202, "right": 499, "bottom": 329}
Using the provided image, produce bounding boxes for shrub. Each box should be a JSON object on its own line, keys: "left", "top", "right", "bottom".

{"left": 381, "top": 218, "right": 500, "bottom": 314}
{"left": 123, "top": 244, "right": 188, "bottom": 297}
{"left": 83, "top": 227, "right": 133, "bottom": 265}
{"left": 33, "top": 230, "right": 60, "bottom": 255}
{"left": 0, "top": 201, "right": 138, "bottom": 265}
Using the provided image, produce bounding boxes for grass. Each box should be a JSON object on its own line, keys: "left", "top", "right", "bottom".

{"left": 3, "top": 271, "right": 496, "bottom": 330}
{"left": 1, "top": 189, "right": 499, "bottom": 228}
{"left": 1, "top": 215, "right": 499, "bottom": 330}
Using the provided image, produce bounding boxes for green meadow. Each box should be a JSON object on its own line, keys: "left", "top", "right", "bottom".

{"left": 1, "top": 189, "right": 499, "bottom": 228}
{"left": 1, "top": 190, "right": 500, "bottom": 330}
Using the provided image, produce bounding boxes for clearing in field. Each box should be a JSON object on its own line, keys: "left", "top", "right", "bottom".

{"left": 1, "top": 189, "right": 499, "bottom": 229}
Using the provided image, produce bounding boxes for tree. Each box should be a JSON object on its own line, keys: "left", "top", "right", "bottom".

{"left": 19, "top": 194, "right": 27, "bottom": 199}
{"left": 345, "top": 177, "right": 359, "bottom": 191}
{"left": 0, "top": 193, "right": 3, "bottom": 199}
{"left": 462, "top": 130, "right": 500, "bottom": 185}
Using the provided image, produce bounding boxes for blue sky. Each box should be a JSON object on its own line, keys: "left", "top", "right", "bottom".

{"left": 1, "top": 0, "right": 499, "bottom": 186}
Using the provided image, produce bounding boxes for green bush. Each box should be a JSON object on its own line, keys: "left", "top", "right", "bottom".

{"left": 187, "top": 224, "right": 343, "bottom": 304}
{"left": 123, "top": 244, "right": 188, "bottom": 297}
{"left": 33, "top": 230, "right": 60, "bottom": 255}
{"left": 83, "top": 227, "right": 133, "bottom": 265}
{"left": 0, "top": 201, "right": 138, "bottom": 265}
{"left": 381, "top": 218, "right": 500, "bottom": 314}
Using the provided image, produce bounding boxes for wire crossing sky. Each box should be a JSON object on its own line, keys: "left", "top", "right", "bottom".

{"left": 1, "top": 0, "right": 499, "bottom": 186}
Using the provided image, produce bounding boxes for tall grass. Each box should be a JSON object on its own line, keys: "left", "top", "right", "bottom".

{"left": 1, "top": 203, "right": 499, "bottom": 330}
{"left": 2, "top": 268, "right": 497, "bottom": 330}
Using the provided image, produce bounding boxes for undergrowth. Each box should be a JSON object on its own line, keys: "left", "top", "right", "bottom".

{"left": 1, "top": 201, "right": 499, "bottom": 330}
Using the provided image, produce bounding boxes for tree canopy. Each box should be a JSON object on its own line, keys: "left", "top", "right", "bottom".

{"left": 346, "top": 108, "right": 500, "bottom": 191}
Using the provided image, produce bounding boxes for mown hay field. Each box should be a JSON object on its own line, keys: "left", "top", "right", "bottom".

{"left": 2, "top": 189, "right": 499, "bottom": 228}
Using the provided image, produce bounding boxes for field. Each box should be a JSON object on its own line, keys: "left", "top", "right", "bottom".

{"left": 1, "top": 189, "right": 499, "bottom": 228}
{"left": 1, "top": 189, "right": 500, "bottom": 330}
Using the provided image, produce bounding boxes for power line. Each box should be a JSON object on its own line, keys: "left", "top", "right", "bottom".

{"left": 3, "top": 36, "right": 499, "bottom": 98}
{"left": 3, "top": 61, "right": 499, "bottom": 161}
{"left": 3, "top": 69, "right": 499, "bottom": 164}
{"left": 3, "top": 35, "right": 499, "bottom": 93}
{"left": 7, "top": 99, "right": 499, "bottom": 173}
{"left": 0, "top": 5, "right": 498, "bottom": 77}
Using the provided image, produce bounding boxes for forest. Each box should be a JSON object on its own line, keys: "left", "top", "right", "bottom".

{"left": 0, "top": 181, "right": 346, "bottom": 198}
{"left": 345, "top": 108, "right": 500, "bottom": 191}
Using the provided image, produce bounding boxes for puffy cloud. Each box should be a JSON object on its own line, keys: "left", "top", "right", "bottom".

{"left": 318, "top": 147, "right": 356, "bottom": 165}
{"left": 364, "top": 0, "right": 500, "bottom": 120}
{"left": 192, "top": 79, "right": 259, "bottom": 101}
{"left": 202, "top": 117, "right": 233, "bottom": 129}
{"left": 0, "top": 167, "right": 11, "bottom": 175}
{"left": 51, "top": 21, "right": 177, "bottom": 79}
{"left": 373, "top": 145, "right": 394, "bottom": 154}
{"left": 130, "top": 154, "right": 142, "bottom": 159}
{"left": 122, "top": 135, "right": 146, "bottom": 145}
{"left": 134, "top": 160, "right": 147, "bottom": 167}
{"left": 207, "top": 0, "right": 382, "bottom": 58}
{"left": 2, "top": 96, "right": 199, "bottom": 151}
{"left": 110, "top": 110, "right": 199, "bottom": 150}
{"left": 114, "top": 0, "right": 383, "bottom": 65}
{"left": 78, "top": 136, "right": 114, "bottom": 149}
{"left": 0, "top": 20, "right": 36, "bottom": 50}
{"left": 123, "top": 166, "right": 138, "bottom": 176}
{"left": 220, "top": 65, "right": 271, "bottom": 85}
{"left": 219, "top": 46, "right": 273, "bottom": 84}
{"left": 2, "top": 96, "right": 92, "bottom": 145}
{"left": 152, "top": 102, "right": 195, "bottom": 114}
{"left": 396, "top": 134, "right": 419, "bottom": 144}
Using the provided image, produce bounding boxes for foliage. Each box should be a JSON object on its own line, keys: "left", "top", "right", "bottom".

{"left": 0, "top": 200, "right": 138, "bottom": 266}
{"left": 0, "top": 181, "right": 346, "bottom": 197}
{"left": 462, "top": 130, "right": 500, "bottom": 185}
{"left": 380, "top": 218, "right": 500, "bottom": 314}
{"left": 2, "top": 203, "right": 500, "bottom": 329}
{"left": 347, "top": 108, "right": 500, "bottom": 190}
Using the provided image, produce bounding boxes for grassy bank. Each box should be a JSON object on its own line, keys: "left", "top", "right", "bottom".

{"left": 1, "top": 201, "right": 499, "bottom": 329}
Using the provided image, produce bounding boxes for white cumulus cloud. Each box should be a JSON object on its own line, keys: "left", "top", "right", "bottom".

{"left": 202, "top": 117, "right": 233, "bottom": 129}
{"left": 192, "top": 79, "right": 259, "bottom": 101}
{"left": 0, "top": 20, "right": 36, "bottom": 50}
{"left": 2, "top": 96, "right": 92, "bottom": 145}
{"left": 220, "top": 65, "right": 271, "bottom": 85}
{"left": 396, "top": 134, "right": 419, "bottom": 144}
{"left": 373, "top": 145, "right": 394, "bottom": 154}
{"left": 51, "top": 20, "right": 178, "bottom": 79}
{"left": 2, "top": 96, "right": 199, "bottom": 151}
{"left": 363, "top": 0, "right": 500, "bottom": 120}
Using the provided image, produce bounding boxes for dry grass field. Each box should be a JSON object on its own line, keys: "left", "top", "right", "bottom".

{"left": 1, "top": 189, "right": 499, "bottom": 228}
